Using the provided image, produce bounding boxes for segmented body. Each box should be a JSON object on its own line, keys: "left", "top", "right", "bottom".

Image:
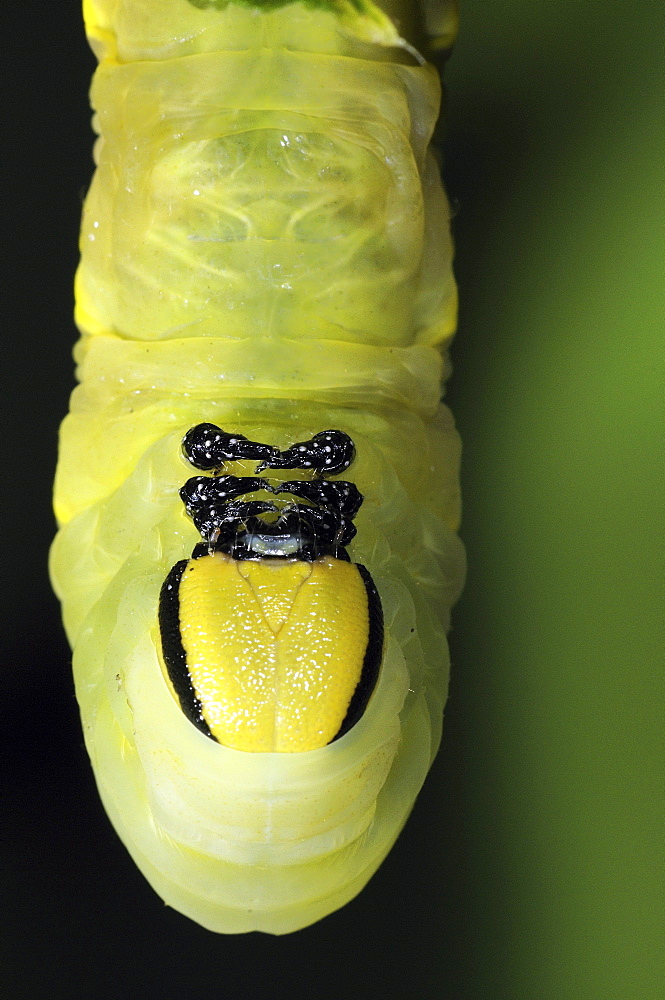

{"left": 50, "top": 0, "right": 464, "bottom": 934}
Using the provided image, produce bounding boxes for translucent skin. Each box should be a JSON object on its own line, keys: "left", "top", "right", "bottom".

{"left": 51, "top": 0, "right": 465, "bottom": 933}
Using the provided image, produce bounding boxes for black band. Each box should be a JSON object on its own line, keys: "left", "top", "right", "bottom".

{"left": 330, "top": 564, "right": 384, "bottom": 743}
{"left": 158, "top": 560, "right": 216, "bottom": 741}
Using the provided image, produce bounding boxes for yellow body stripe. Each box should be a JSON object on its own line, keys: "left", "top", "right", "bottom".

{"left": 178, "top": 554, "right": 370, "bottom": 752}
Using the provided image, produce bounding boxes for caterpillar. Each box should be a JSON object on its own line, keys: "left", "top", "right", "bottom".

{"left": 50, "top": 0, "right": 465, "bottom": 934}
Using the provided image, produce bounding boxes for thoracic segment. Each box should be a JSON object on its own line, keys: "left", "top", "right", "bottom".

{"left": 179, "top": 424, "right": 362, "bottom": 557}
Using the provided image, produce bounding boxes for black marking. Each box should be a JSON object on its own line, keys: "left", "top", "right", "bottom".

{"left": 276, "top": 479, "right": 363, "bottom": 520}
{"left": 187, "top": 499, "right": 278, "bottom": 544}
{"left": 330, "top": 564, "right": 384, "bottom": 743}
{"left": 179, "top": 425, "right": 362, "bottom": 558}
{"left": 158, "top": 560, "right": 216, "bottom": 741}
{"left": 183, "top": 423, "right": 278, "bottom": 471}
{"left": 180, "top": 474, "right": 269, "bottom": 510}
{"left": 257, "top": 430, "right": 355, "bottom": 477}
{"left": 178, "top": 427, "right": 362, "bottom": 559}
{"left": 276, "top": 503, "right": 357, "bottom": 548}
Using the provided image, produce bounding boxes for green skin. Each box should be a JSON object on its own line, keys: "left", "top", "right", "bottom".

{"left": 51, "top": 0, "right": 463, "bottom": 934}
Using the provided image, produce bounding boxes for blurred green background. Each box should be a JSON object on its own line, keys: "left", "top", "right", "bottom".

{"left": 443, "top": 1, "right": 662, "bottom": 996}
{"left": 3, "top": 1, "right": 661, "bottom": 997}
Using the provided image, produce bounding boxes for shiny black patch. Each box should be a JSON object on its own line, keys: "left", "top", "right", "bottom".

{"left": 257, "top": 429, "right": 355, "bottom": 477}
{"left": 183, "top": 424, "right": 277, "bottom": 471}
{"left": 178, "top": 424, "right": 361, "bottom": 559}
{"left": 158, "top": 560, "right": 216, "bottom": 741}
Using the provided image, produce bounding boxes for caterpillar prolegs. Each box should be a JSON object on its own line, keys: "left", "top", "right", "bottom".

{"left": 50, "top": 0, "right": 465, "bottom": 934}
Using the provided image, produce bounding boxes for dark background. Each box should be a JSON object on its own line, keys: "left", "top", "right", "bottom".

{"left": 3, "top": 2, "right": 661, "bottom": 998}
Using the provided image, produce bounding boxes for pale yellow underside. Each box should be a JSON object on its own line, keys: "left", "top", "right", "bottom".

{"left": 177, "top": 555, "right": 370, "bottom": 752}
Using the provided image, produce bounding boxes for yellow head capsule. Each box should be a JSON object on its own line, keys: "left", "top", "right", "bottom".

{"left": 159, "top": 552, "right": 383, "bottom": 752}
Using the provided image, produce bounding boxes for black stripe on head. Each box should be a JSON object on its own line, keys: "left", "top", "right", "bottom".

{"left": 331, "top": 564, "right": 384, "bottom": 743}
{"left": 158, "top": 560, "right": 216, "bottom": 741}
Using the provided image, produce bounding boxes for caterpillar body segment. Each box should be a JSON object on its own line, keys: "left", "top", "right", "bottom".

{"left": 51, "top": 0, "right": 464, "bottom": 934}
